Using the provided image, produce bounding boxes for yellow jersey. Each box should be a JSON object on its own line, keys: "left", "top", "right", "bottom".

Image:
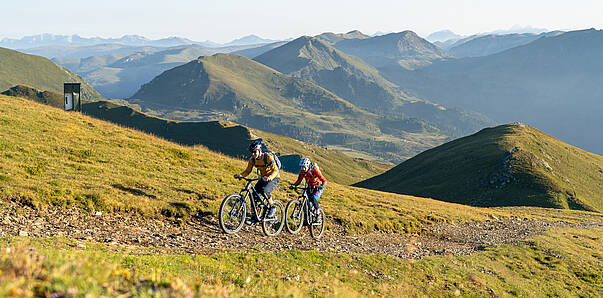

{"left": 241, "top": 152, "right": 280, "bottom": 180}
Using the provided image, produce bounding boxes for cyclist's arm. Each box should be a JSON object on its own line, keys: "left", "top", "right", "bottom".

{"left": 240, "top": 158, "right": 254, "bottom": 177}
{"left": 292, "top": 170, "right": 303, "bottom": 186}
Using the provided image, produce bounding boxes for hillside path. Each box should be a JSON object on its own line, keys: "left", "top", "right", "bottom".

{"left": 1, "top": 201, "right": 601, "bottom": 259}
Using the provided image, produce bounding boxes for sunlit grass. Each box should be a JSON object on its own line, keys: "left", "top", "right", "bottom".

{"left": 0, "top": 227, "right": 600, "bottom": 296}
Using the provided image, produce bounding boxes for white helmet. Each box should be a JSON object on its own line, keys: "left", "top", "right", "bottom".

{"left": 299, "top": 158, "right": 311, "bottom": 167}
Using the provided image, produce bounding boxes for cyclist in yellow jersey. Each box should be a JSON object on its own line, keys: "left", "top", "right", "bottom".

{"left": 234, "top": 141, "right": 280, "bottom": 221}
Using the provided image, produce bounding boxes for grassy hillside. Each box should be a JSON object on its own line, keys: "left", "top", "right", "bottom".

{"left": 255, "top": 36, "right": 493, "bottom": 136}
{"left": 381, "top": 29, "right": 603, "bottom": 155}
{"left": 1, "top": 86, "right": 390, "bottom": 185}
{"left": 1, "top": 95, "right": 601, "bottom": 297}
{"left": 333, "top": 31, "right": 450, "bottom": 69}
{"left": 0, "top": 47, "right": 103, "bottom": 101}
{"left": 0, "top": 94, "right": 504, "bottom": 233}
{"left": 356, "top": 123, "right": 603, "bottom": 212}
{"left": 82, "top": 100, "right": 392, "bottom": 185}
{"left": 129, "top": 53, "right": 448, "bottom": 162}
{"left": 250, "top": 129, "right": 393, "bottom": 185}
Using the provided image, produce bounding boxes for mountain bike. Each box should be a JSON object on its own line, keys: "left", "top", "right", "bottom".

{"left": 219, "top": 177, "right": 285, "bottom": 236}
{"left": 285, "top": 185, "right": 325, "bottom": 239}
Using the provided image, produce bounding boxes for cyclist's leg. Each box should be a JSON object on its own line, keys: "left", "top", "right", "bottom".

{"left": 310, "top": 186, "right": 324, "bottom": 212}
{"left": 266, "top": 178, "right": 280, "bottom": 217}
{"left": 253, "top": 180, "right": 266, "bottom": 201}
{"left": 256, "top": 178, "right": 280, "bottom": 204}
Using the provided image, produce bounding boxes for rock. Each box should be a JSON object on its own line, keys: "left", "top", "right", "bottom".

{"left": 18, "top": 230, "right": 28, "bottom": 236}
{"left": 94, "top": 211, "right": 102, "bottom": 216}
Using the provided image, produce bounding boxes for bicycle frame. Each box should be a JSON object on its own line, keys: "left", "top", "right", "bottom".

{"left": 294, "top": 185, "right": 316, "bottom": 225}
{"left": 236, "top": 178, "right": 267, "bottom": 221}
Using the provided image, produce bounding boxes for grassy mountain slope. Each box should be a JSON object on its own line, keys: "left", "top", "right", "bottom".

{"left": 356, "top": 123, "right": 603, "bottom": 212}
{"left": 83, "top": 101, "right": 392, "bottom": 185}
{"left": 0, "top": 47, "right": 103, "bottom": 101}
{"left": 1, "top": 96, "right": 601, "bottom": 297}
{"left": 130, "top": 53, "right": 447, "bottom": 162}
{"left": 380, "top": 29, "right": 603, "bottom": 155}
{"left": 254, "top": 36, "right": 493, "bottom": 136}
{"left": 1, "top": 85, "right": 390, "bottom": 184}
{"left": 333, "top": 31, "right": 450, "bottom": 69}
{"left": 0, "top": 94, "right": 509, "bottom": 234}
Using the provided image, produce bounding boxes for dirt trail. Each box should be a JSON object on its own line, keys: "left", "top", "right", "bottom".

{"left": 1, "top": 201, "right": 601, "bottom": 259}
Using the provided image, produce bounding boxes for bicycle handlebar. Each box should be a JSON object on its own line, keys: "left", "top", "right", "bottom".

{"left": 236, "top": 177, "right": 260, "bottom": 182}
{"left": 291, "top": 185, "right": 314, "bottom": 193}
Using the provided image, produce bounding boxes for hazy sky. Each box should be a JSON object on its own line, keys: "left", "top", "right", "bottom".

{"left": 2, "top": 0, "right": 600, "bottom": 42}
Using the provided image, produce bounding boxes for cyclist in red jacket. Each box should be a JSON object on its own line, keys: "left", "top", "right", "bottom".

{"left": 289, "top": 158, "right": 326, "bottom": 216}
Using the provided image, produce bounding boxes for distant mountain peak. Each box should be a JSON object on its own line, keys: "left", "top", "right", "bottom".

{"left": 224, "top": 35, "right": 279, "bottom": 46}
{"left": 314, "top": 31, "right": 369, "bottom": 45}
{"left": 346, "top": 30, "right": 363, "bottom": 35}
{"left": 426, "top": 30, "right": 463, "bottom": 42}
{"left": 332, "top": 30, "right": 449, "bottom": 68}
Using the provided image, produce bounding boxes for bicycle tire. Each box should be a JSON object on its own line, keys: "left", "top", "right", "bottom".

{"left": 262, "top": 200, "right": 285, "bottom": 236}
{"left": 219, "top": 194, "right": 246, "bottom": 234}
{"left": 285, "top": 199, "right": 304, "bottom": 234}
{"left": 309, "top": 208, "right": 325, "bottom": 239}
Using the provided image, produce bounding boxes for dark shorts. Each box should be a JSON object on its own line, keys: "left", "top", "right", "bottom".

{"left": 255, "top": 177, "right": 280, "bottom": 197}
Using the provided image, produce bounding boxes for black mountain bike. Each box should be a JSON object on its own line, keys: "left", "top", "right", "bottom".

{"left": 285, "top": 185, "right": 325, "bottom": 239}
{"left": 219, "top": 177, "right": 285, "bottom": 236}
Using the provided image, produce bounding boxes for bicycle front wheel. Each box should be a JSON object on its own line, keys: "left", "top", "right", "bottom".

{"left": 309, "top": 208, "right": 325, "bottom": 239}
{"left": 262, "top": 200, "right": 285, "bottom": 236}
{"left": 219, "top": 194, "right": 246, "bottom": 234}
{"left": 285, "top": 199, "right": 303, "bottom": 234}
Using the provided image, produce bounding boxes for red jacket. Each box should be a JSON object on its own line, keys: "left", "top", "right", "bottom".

{"left": 293, "top": 165, "right": 327, "bottom": 187}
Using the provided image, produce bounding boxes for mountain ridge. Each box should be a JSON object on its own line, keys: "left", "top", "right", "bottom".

{"left": 254, "top": 36, "right": 493, "bottom": 136}
{"left": 333, "top": 30, "right": 450, "bottom": 69}
{"left": 129, "top": 53, "right": 448, "bottom": 162}
{"left": 380, "top": 29, "right": 603, "bottom": 155}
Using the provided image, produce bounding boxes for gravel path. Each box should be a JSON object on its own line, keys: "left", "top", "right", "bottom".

{"left": 1, "top": 201, "right": 601, "bottom": 259}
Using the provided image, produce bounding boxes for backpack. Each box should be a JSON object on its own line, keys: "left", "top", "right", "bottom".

{"left": 308, "top": 163, "right": 319, "bottom": 177}
{"left": 263, "top": 151, "right": 282, "bottom": 170}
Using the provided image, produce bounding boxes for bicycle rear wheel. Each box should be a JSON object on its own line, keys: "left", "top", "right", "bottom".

{"left": 309, "top": 208, "right": 325, "bottom": 239}
{"left": 285, "top": 199, "right": 303, "bottom": 234}
{"left": 219, "top": 194, "right": 246, "bottom": 234}
{"left": 262, "top": 200, "right": 285, "bottom": 236}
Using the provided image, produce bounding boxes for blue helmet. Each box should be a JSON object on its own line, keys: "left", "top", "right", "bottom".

{"left": 299, "top": 158, "right": 311, "bottom": 167}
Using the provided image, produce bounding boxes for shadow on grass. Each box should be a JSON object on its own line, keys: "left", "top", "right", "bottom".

{"left": 174, "top": 188, "right": 216, "bottom": 201}
{"left": 112, "top": 184, "right": 158, "bottom": 200}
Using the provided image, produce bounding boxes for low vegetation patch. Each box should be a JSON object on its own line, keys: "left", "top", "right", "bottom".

{"left": 0, "top": 227, "right": 600, "bottom": 296}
